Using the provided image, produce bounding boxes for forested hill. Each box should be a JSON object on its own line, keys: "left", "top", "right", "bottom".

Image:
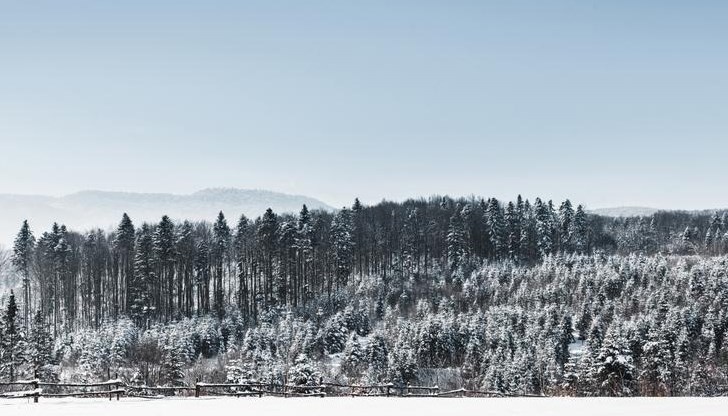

{"left": 1, "top": 195, "right": 728, "bottom": 396}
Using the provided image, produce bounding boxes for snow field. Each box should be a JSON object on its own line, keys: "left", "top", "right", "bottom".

{"left": 2, "top": 396, "right": 728, "bottom": 416}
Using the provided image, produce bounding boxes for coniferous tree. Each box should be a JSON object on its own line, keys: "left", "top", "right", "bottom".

{"left": 535, "top": 198, "right": 554, "bottom": 258}
{"left": 161, "top": 345, "right": 185, "bottom": 386}
{"left": 12, "top": 220, "right": 35, "bottom": 328}
{"left": 131, "top": 224, "right": 155, "bottom": 327}
{"left": 296, "top": 205, "right": 313, "bottom": 306}
{"left": 259, "top": 208, "right": 279, "bottom": 309}
{"left": 27, "top": 310, "right": 57, "bottom": 381}
{"left": 0, "top": 292, "right": 25, "bottom": 381}
{"left": 446, "top": 206, "right": 467, "bottom": 270}
{"left": 212, "top": 212, "right": 231, "bottom": 318}
{"left": 593, "top": 327, "right": 634, "bottom": 396}
{"left": 195, "top": 239, "right": 211, "bottom": 315}
{"left": 504, "top": 201, "right": 521, "bottom": 260}
{"left": 486, "top": 199, "right": 506, "bottom": 259}
{"left": 154, "top": 216, "right": 177, "bottom": 321}
{"left": 234, "top": 215, "right": 253, "bottom": 314}
{"left": 176, "top": 221, "right": 196, "bottom": 317}
{"left": 113, "top": 213, "right": 135, "bottom": 319}
{"left": 558, "top": 200, "right": 574, "bottom": 252}
{"left": 331, "top": 208, "right": 354, "bottom": 288}
{"left": 572, "top": 205, "right": 589, "bottom": 254}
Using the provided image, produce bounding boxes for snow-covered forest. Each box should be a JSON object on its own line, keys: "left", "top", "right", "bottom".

{"left": 1, "top": 195, "right": 728, "bottom": 396}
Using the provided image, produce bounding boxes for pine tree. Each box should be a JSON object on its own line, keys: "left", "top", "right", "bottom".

{"left": 27, "top": 310, "right": 57, "bottom": 381}
{"left": 160, "top": 345, "right": 186, "bottom": 386}
{"left": 446, "top": 206, "right": 467, "bottom": 270}
{"left": 401, "top": 207, "right": 420, "bottom": 278}
{"left": 365, "top": 333, "right": 389, "bottom": 382}
{"left": 534, "top": 198, "right": 553, "bottom": 258}
{"left": 154, "top": 216, "right": 177, "bottom": 321}
{"left": 504, "top": 201, "right": 521, "bottom": 260}
{"left": 571, "top": 205, "right": 589, "bottom": 253}
{"left": 113, "top": 214, "right": 135, "bottom": 319}
{"left": 556, "top": 315, "right": 574, "bottom": 368}
{"left": 351, "top": 198, "right": 365, "bottom": 277}
{"left": 12, "top": 220, "right": 35, "bottom": 328}
{"left": 234, "top": 214, "right": 253, "bottom": 312}
{"left": 259, "top": 208, "right": 279, "bottom": 309}
{"left": 176, "top": 220, "right": 196, "bottom": 317}
{"left": 212, "top": 212, "right": 231, "bottom": 318}
{"left": 195, "top": 239, "right": 211, "bottom": 314}
{"left": 486, "top": 199, "right": 506, "bottom": 258}
{"left": 519, "top": 199, "right": 537, "bottom": 261}
{"left": 131, "top": 224, "right": 155, "bottom": 327}
{"left": 0, "top": 292, "right": 26, "bottom": 381}
{"left": 342, "top": 334, "right": 365, "bottom": 378}
{"left": 558, "top": 200, "right": 574, "bottom": 252}
{"left": 331, "top": 208, "right": 354, "bottom": 287}
{"left": 593, "top": 327, "right": 634, "bottom": 396}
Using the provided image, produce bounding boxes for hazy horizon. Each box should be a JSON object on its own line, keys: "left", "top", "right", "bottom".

{"left": 0, "top": 186, "right": 720, "bottom": 213}
{"left": 2, "top": 1, "right": 727, "bottom": 210}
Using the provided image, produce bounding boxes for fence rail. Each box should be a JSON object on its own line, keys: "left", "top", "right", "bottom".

{"left": 0, "top": 379, "right": 546, "bottom": 402}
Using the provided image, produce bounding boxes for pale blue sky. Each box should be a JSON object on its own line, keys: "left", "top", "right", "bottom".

{"left": 1, "top": 1, "right": 726, "bottom": 209}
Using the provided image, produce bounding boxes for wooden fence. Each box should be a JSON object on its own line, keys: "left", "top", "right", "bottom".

{"left": 0, "top": 379, "right": 545, "bottom": 402}
{"left": 0, "top": 379, "right": 125, "bottom": 402}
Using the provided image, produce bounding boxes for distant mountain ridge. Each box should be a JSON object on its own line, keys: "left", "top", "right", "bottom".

{"left": 589, "top": 206, "right": 661, "bottom": 217}
{"left": 0, "top": 188, "right": 333, "bottom": 246}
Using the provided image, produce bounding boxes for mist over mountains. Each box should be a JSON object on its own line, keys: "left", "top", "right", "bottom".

{"left": 0, "top": 188, "right": 333, "bottom": 246}
{"left": 589, "top": 206, "right": 660, "bottom": 217}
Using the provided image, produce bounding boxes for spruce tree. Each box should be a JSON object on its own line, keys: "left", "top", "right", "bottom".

{"left": 161, "top": 345, "right": 186, "bottom": 386}
{"left": 259, "top": 208, "right": 279, "bottom": 308}
{"left": 131, "top": 224, "right": 155, "bottom": 327}
{"left": 534, "top": 198, "right": 554, "bottom": 258}
{"left": 446, "top": 206, "right": 467, "bottom": 270}
{"left": 154, "top": 216, "right": 177, "bottom": 321}
{"left": 485, "top": 198, "right": 506, "bottom": 258}
{"left": 558, "top": 200, "right": 574, "bottom": 252}
{"left": 212, "top": 212, "right": 231, "bottom": 318}
{"left": 195, "top": 239, "right": 211, "bottom": 314}
{"left": 234, "top": 215, "right": 252, "bottom": 313}
{"left": 351, "top": 198, "right": 364, "bottom": 277}
{"left": 571, "top": 205, "right": 589, "bottom": 253}
{"left": 504, "top": 201, "right": 521, "bottom": 260}
{"left": 113, "top": 213, "right": 135, "bottom": 318}
{"left": 28, "top": 310, "right": 57, "bottom": 381}
{"left": 331, "top": 208, "right": 354, "bottom": 287}
{"left": 12, "top": 220, "right": 35, "bottom": 328}
{"left": 593, "top": 327, "right": 634, "bottom": 396}
{"left": 0, "top": 292, "right": 26, "bottom": 381}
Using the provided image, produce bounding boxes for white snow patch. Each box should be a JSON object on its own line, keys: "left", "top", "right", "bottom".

{"left": 1, "top": 397, "right": 727, "bottom": 416}
{"left": 568, "top": 339, "right": 585, "bottom": 357}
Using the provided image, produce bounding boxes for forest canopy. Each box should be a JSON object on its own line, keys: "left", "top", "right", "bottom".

{"left": 1, "top": 195, "right": 727, "bottom": 396}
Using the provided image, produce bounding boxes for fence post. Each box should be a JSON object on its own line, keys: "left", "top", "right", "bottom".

{"left": 195, "top": 378, "right": 200, "bottom": 398}
{"left": 386, "top": 385, "right": 390, "bottom": 397}
{"left": 32, "top": 380, "right": 39, "bottom": 403}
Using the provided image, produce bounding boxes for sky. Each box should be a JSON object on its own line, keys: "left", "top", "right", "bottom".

{"left": 0, "top": 1, "right": 726, "bottom": 210}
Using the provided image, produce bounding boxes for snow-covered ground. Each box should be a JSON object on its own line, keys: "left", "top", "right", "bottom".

{"left": 2, "top": 396, "right": 727, "bottom": 416}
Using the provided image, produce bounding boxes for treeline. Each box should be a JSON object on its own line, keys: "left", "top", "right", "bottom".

{"left": 6, "top": 196, "right": 594, "bottom": 333}
{"left": 7, "top": 196, "right": 728, "bottom": 335}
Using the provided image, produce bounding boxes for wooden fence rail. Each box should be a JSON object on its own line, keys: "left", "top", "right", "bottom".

{"left": 1, "top": 379, "right": 546, "bottom": 402}
{"left": 0, "top": 379, "right": 125, "bottom": 402}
